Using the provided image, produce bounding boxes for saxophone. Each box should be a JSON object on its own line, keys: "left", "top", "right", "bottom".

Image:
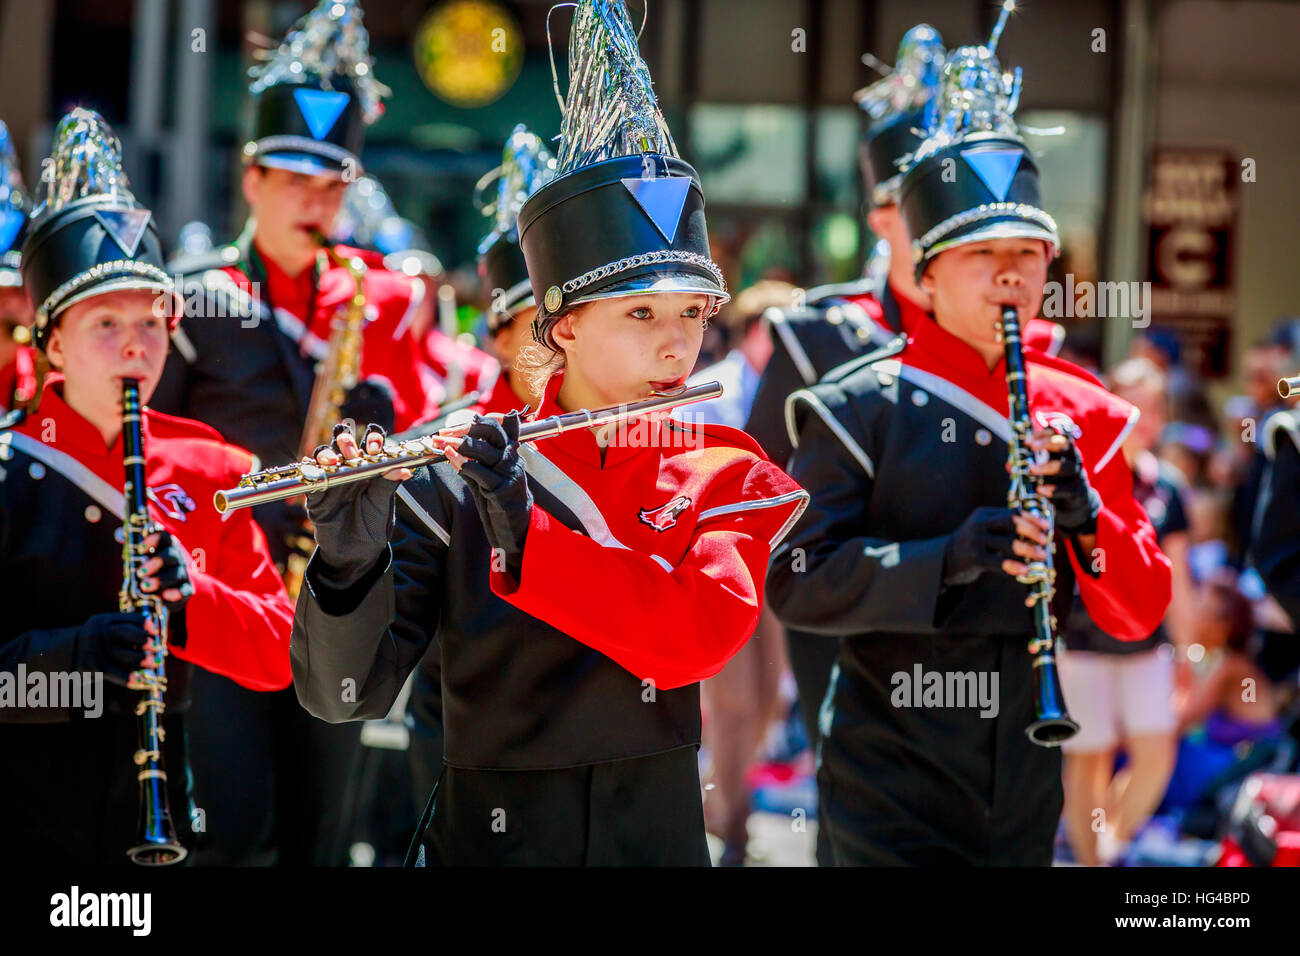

{"left": 301, "top": 231, "right": 368, "bottom": 457}
{"left": 998, "top": 306, "right": 1079, "bottom": 748}
{"left": 121, "top": 378, "right": 187, "bottom": 865}
{"left": 282, "top": 232, "right": 368, "bottom": 598}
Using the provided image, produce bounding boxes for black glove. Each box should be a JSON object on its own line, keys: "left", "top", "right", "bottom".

{"left": 306, "top": 421, "right": 401, "bottom": 588}
{"left": 340, "top": 378, "right": 396, "bottom": 435}
{"left": 141, "top": 529, "right": 194, "bottom": 610}
{"left": 72, "top": 612, "right": 150, "bottom": 688}
{"left": 943, "top": 507, "right": 1023, "bottom": 587}
{"left": 1039, "top": 434, "right": 1101, "bottom": 535}
{"left": 455, "top": 411, "right": 532, "bottom": 578}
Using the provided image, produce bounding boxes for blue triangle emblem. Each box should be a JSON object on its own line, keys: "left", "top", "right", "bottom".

{"left": 962, "top": 148, "right": 1023, "bottom": 202}
{"left": 294, "top": 89, "right": 351, "bottom": 141}
{"left": 621, "top": 176, "right": 693, "bottom": 243}
{"left": 94, "top": 207, "right": 151, "bottom": 257}
{"left": 0, "top": 207, "right": 22, "bottom": 253}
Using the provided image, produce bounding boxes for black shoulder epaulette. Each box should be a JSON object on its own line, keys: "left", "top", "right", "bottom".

{"left": 820, "top": 334, "right": 907, "bottom": 386}
{"left": 805, "top": 276, "right": 878, "bottom": 308}
{"left": 166, "top": 244, "right": 242, "bottom": 278}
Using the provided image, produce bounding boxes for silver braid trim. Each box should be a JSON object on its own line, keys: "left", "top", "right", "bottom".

{"left": 560, "top": 250, "right": 728, "bottom": 298}
{"left": 37, "top": 260, "right": 173, "bottom": 325}
{"left": 914, "top": 203, "right": 1059, "bottom": 260}
{"left": 243, "top": 136, "right": 357, "bottom": 166}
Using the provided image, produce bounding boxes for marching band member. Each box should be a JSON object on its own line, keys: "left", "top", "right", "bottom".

{"left": 0, "top": 109, "right": 292, "bottom": 864}
{"left": 766, "top": 26, "right": 1172, "bottom": 865}
{"left": 291, "top": 0, "right": 807, "bottom": 866}
{"left": 747, "top": 25, "right": 1070, "bottom": 475}
{"left": 0, "top": 120, "right": 37, "bottom": 412}
{"left": 149, "top": 0, "right": 414, "bottom": 864}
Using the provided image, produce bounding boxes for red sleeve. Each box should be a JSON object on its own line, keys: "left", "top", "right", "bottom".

{"left": 1064, "top": 436, "right": 1172, "bottom": 641}
{"left": 489, "top": 459, "right": 807, "bottom": 690}
{"left": 169, "top": 490, "right": 294, "bottom": 691}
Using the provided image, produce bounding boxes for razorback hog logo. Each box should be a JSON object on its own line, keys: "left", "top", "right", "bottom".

{"left": 638, "top": 495, "right": 692, "bottom": 532}
{"left": 1034, "top": 410, "right": 1082, "bottom": 439}
{"left": 149, "top": 483, "right": 197, "bottom": 522}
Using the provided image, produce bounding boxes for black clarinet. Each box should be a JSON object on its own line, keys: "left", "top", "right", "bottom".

{"left": 998, "top": 308, "right": 1079, "bottom": 747}
{"left": 120, "top": 378, "right": 187, "bottom": 864}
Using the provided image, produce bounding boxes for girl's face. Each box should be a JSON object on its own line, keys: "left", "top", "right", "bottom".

{"left": 551, "top": 292, "right": 708, "bottom": 406}
{"left": 45, "top": 289, "right": 169, "bottom": 409}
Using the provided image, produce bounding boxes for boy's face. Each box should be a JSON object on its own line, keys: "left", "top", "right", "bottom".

{"left": 243, "top": 165, "right": 348, "bottom": 264}
{"left": 551, "top": 292, "right": 707, "bottom": 406}
{"left": 921, "top": 237, "right": 1049, "bottom": 352}
{"left": 45, "top": 289, "right": 169, "bottom": 408}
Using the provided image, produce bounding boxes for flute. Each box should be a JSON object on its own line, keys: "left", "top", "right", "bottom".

{"left": 214, "top": 381, "right": 723, "bottom": 514}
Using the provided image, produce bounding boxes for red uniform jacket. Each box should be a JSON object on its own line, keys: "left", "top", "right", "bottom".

{"left": 487, "top": 372, "right": 810, "bottom": 689}
{"left": 12, "top": 381, "right": 294, "bottom": 689}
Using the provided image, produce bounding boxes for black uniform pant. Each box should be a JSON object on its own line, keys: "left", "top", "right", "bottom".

{"left": 416, "top": 746, "right": 711, "bottom": 866}
{"left": 186, "top": 669, "right": 362, "bottom": 865}
{"left": 785, "top": 627, "right": 840, "bottom": 867}
{"left": 818, "top": 647, "right": 1063, "bottom": 867}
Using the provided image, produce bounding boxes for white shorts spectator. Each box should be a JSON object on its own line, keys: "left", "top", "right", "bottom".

{"left": 1058, "top": 647, "right": 1176, "bottom": 753}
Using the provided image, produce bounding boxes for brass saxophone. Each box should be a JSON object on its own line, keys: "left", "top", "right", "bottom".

{"left": 301, "top": 231, "right": 368, "bottom": 457}
{"left": 282, "top": 232, "right": 368, "bottom": 598}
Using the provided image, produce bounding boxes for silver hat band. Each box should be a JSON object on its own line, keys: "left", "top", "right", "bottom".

{"left": 37, "top": 259, "right": 174, "bottom": 325}
{"left": 243, "top": 136, "right": 358, "bottom": 167}
{"left": 560, "top": 250, "right": 728, "bottom": 300}
{"left": 913, "top": 202, "right": 1059, "bottom": 262}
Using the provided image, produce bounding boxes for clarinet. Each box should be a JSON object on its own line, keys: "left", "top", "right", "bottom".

{"left": 997, "top": 307, "right": 1079, "bottom": 747}
{"left": 120, "top": 378, "right": 187, "bottom": 865}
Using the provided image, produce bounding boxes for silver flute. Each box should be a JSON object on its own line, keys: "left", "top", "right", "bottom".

{"left": 214, "top": 381, "right": 723, "bottom": 514}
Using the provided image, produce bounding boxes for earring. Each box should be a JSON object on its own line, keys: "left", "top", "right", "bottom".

{"left": 701, "top": 318, "right": 710, "bottom": 331}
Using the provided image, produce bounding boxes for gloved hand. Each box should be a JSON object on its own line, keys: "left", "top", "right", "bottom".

{"left": 1028, "top": 428, "right": 1101, "bottom": 534}
{"left": 437, "top": 411, "right": 532, "bottom": 578}
{"left": 942, "top": 506, "right": 1050, "bottom": 587}
{"left": 306, "top": 420, "right": 411, "bottom": 588}
{"left": 72, "top": 612, "right": 151, "bottom": 688}
{"left": 137, "top": 530, "right": 194, "bottom": 610}
{"left": 340, "top": 378, "right": 397, "bottom": 435}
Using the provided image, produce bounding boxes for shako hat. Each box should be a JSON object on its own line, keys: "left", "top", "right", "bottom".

{"left": 854, "top": 24, "right": 946, "bottom": 207}
{"left": 243, "top": 0, "right": 389, "bottom": 179}
{"left": 897, "top": 2, "right": 1060, "bottom": 280}
{"left": 21, "top": 108, "right": 176, "bottom": 350}
{"left": 518, "top": 0, "right": 729, "bottom": 351}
